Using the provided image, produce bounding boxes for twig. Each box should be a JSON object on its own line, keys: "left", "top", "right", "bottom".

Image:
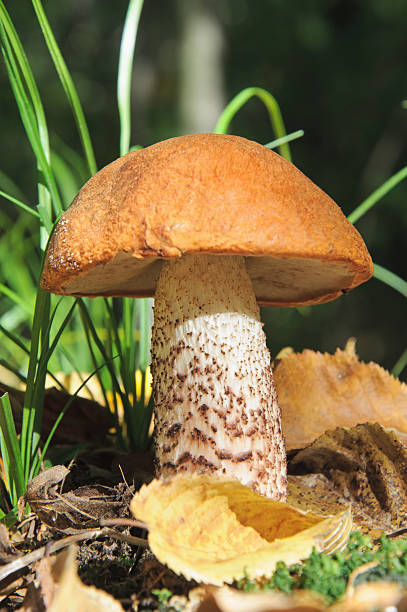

{"left": 0, "top": 527, "right": 147, "bottom": 583}
{"left": 373, "top": 527, "right": 407, "bottom": 544}
{"left": 100, "top": 517, "right": 147, "bottom": 529}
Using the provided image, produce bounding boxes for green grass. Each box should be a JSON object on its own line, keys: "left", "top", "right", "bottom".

{"left": 147, "top": 533, "right": 407, "bottom": 608}
{"left": 0, "top": 0, "right": 150, "bottom": 519}
{"left": 236, "top": 532, "right": 407, "bottom": 605}
{"left": 0, "top": 0, "right": 406, "bottom": 521}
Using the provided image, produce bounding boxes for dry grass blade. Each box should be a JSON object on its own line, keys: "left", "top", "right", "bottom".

{"left": 99, "top": 517, "right": 147, "bottom": 529}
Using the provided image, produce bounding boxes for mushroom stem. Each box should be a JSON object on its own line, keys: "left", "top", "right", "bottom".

{"left": 151, "top": 254, "right": 287, "bottom": 499}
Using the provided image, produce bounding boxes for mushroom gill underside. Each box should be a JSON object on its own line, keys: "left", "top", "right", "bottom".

{"left": 151, "top": 254, "right": 287, "bottom": 500}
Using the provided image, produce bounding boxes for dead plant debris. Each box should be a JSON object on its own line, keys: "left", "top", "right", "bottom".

{"left": 2, "top": 342, "right": 407, "bottom": 610}
{"left": 287, "top": 422, "right": 407, "bottom": 538}
{"left": 24, "top": 466, "right": 132, "bottom": 533}
{"left": 274, "top": 339, "right": 407, "bottom": 450}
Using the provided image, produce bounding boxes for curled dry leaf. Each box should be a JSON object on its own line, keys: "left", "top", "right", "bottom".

{"left": 198, "top": 579, "right": 407, "bottom": 612}
{"left": 287, "top": 473, "right": 394, "bottom": 541}
{"left": 287, "top": 475, "right": 351, "bottom": 519}
{"left": 198, "top": 586, "right": 326, "bottom": 611}
{"left": 288, "top": 422, "right": 407, "bottom": 537}
{"left": 24, "top": 465, "right": 129, "bottom": 533}
{"left": 333, "top": 582, "right": 407, "bottom": 612}
{"left": 273, "top": 341, "right": 407, "bottom": 451}
{"left": 130, "top": 474, "right": 351, "bottom": 585}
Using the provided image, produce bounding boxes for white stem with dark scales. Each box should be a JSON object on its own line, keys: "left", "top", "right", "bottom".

{"left": 151, "top": 254, "right": 287, "bottom": 499}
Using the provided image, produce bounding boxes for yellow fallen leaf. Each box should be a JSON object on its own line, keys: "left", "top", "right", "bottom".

{"left": 130, "top": 474, "right": 351, "bottom": 585}
{"left": 273, "top": 340, "right": 407, "bottom": 450}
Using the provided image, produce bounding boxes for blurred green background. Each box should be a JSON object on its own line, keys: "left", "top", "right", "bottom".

{"left": 1, "top": 0, "right": 406, "bottom": 378}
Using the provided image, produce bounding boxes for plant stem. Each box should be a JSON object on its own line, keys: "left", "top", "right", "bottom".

{"left": 347, "top": 166, "right": 407, "bottom": 225}
{"left": 0, "top": 190, "right": 40, "bottom": 218}
{"left": 373, "top": 263, "right": 407, "bottom": 299}
{"left": 392, "top": 347, "right": 407, "bottom": 378}
{"left": 264, "top": 129, "right": 304, "bottom": 150}
{"left": 214, "top": 86, "right": 292, "bottom": 161}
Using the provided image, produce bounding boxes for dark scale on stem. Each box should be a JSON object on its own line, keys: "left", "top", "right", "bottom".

{"left": 167, "top": 423, "right": 182, "bottom": 438}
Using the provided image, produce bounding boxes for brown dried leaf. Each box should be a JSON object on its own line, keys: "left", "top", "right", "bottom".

{"left": 25, "top": 466, "right": 70, "bottom": 499}
{"left": 20, "top": 546, "right": 125, "bottom": 611}
{"left": 44, "top": 545, "right": 124, "bottom": 612}
{"left": 198, "top": 586, "right": 326, "bottom": 611}
{"left": 273, "top": 342, "right": 407, "bottom": 451}
{"left": 333, "top": 582, "right": 407, "bottom": 612}
{"left": 287, "top": 475, "right": 350, "bottom": 518}
{"left": 24, "top": 466, "right": 128, "bottom": 533}
{"left": 0, "top": 522, "right": 19, "bottom": 565}
{"left": 288, "top": 422, "right": 407, "bottom": 536}
{"left": 20, "top": 581, "right": 47, "bottom": 612}
{"left": 198, "top": 580, "right": 407, "bottom": 612}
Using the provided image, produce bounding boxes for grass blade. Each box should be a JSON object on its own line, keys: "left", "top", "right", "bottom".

{"left": 133, "top": 369, "right": 153, "bottom": 450}
{"left": 392, "top": 347, "right": 407, "bottom": 378}
{"left": 0, "top": 393, "right": 25, "bottom": 504}
{"left": 137, "top": 298, "right": 151, "bottom": 372}
{"left": 0, "top": 283, "right": 32, "bottom": 315}
{"left": 373, "top": 263, "right": 407, "bottom": 299}
{"left": 31, "top": 0, "right": 97, "bottom": 176}
{"left": 122, "top": 299, "right": 137, "bottom": 396}
{"left": 51, "top": 150, "right": 82, "bottom": 205}
{"left": 264, "top": 129, "right": 304, "bottom": 150}
{"left": 35, "top": 299, "right": 77, "bottom": 388}
{"left": 25, "top": 298, "right": 77, "bottom": 472}
{"left": 78, "top": 300, "right": 127, "bottom": 446}
{"left": 214, "top": 86, "right": 292, "bottom": 161}
{"left": 0, "top": 2, "right": 49, "bottom": 154}
{"left": 0, "top": 1, "right": 56, "bottom": 223}
{"left": 0, "top": 27, "right": 60, "bottom": 225}
{"left": 347, "top": 166, "right": 407, "bottom": 225}
{"left": 20, "top": 286, "right": 50, "bottom": 480}
{"left": 0, "top": 189, "right": 40, "bottom": 218}
{"left": 52, "top": 135, "right": 89, "bottom": 186}
{"left": 78, "top": 303, "right": 111, "bottom": 408}
{"left": 103, "top": 298, "right": 135, "bottom": 398}
{"left": 118, "top": 0, "right": 144, "bottom": 156}
{"left": 32, "top": 364, "right": 111, "bottom": 476}
{"left": 0, "top": 323, "right": 30, "bottom": 356}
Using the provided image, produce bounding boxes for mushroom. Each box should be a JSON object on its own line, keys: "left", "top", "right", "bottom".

{"left": 40, "top": 133, "right": 373, "bottom": 500}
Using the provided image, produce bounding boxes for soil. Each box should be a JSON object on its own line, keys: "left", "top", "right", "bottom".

{"left": 0, "top": 444, "right": 197, "bottom": 611}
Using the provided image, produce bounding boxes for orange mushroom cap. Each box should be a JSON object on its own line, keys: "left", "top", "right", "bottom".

{"left": 41, "top": 133, "right": 373, "bottom": 305}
